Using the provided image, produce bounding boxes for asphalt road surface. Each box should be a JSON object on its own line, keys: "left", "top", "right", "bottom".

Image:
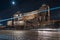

{"left": 0, "top": 30, "right": 60, "bottom": 40}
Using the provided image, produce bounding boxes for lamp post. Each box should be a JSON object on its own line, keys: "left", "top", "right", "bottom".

{"left": 47, "top": 5, "right": 50, "bottom": 23}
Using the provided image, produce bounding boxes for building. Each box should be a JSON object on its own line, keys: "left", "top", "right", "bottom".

{"left": 38, "top": 4, "right": 50, "bottom": 28}
{"left": 7, "top": 4, "right": 52, "bottom": 29}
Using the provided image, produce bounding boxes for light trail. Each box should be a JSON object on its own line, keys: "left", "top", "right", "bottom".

{"left": 0, "top": 17, "right": 19, "bottom": 22}
{"left": 0, "top": 6, "right": 60, "bottom": 22}
{"left": 40, "top": 6, "right": 60, "bottom": 12}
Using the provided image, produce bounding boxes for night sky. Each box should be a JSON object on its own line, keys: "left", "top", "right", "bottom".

{"left": 0, "top": 0, "right": 60, "bottom": 25}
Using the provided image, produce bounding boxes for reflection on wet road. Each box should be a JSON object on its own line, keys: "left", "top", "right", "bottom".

{"left": 38, "top": 31, "right": 60, "bottom": 40}
{"left": 0, "top": 30, "right": 60, "bottom": 40}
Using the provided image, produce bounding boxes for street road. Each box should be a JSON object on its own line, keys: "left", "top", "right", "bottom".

{"left": 0, "top": 30, "right": 60, "bottom": 40}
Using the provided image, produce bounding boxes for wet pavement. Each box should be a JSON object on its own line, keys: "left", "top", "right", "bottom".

{"left": 0, "top": 29, "right": 60, "bottom": 40}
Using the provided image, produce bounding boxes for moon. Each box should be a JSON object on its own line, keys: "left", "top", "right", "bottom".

{"left": 12, "top": 1, "right": 15, "bottom": 5}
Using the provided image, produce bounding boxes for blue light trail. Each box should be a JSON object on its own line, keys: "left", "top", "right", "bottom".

{"left": 0, "top": 6, "right": 60, "bottom": 22}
